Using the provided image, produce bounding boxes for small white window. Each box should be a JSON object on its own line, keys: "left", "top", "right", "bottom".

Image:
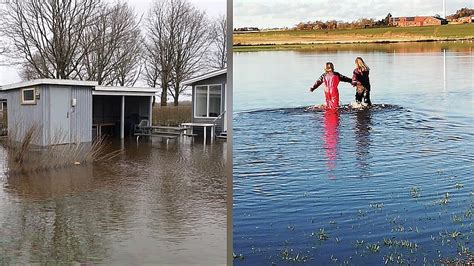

{"left": 21, "top": 88, "right": 36, "bottom": 105}
{"left": 194, "top": 84, "right": 222, "bottom": 118}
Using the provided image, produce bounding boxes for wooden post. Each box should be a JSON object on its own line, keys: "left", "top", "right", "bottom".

{"left": 120, "top": 95, "right": 125, "bottom": 139}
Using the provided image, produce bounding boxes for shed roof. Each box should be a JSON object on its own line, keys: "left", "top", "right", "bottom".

{"left": 0, "top": 79, "right": 158, "bottom": 96}
{"left": 183, "top": 68, "right": 227, "bottom": 85}
{"left": 93, "top": 86, "right": 158, "bottom": 96}
{"left": 0, "top": 79, "right": 97, "bottom": 91}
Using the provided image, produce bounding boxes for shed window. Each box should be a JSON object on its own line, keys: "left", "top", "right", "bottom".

{"left": 194, "top": 84, "right": 222, "bottom": 118}
{"left": 21, "top": 88, "right": 36, "bottom": 105}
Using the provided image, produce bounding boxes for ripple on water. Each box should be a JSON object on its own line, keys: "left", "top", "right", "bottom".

{"left": 234, "top": 105, "right": 474, "bottom": 265}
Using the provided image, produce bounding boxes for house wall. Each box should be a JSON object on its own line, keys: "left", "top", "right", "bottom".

{"left": 191, "top": 73, "right": 227, "bottom": 135}
{"left": 4, "top": 85, "right": 48, "bottom": 146}
{"left": 392, "top": 17, "right": 445, "bottom": 27}
{"left": 70, "top": 86, "right": 93, "bottom": 143}
{"left": 3, "top": 84, "right": 93, "bottom": 146}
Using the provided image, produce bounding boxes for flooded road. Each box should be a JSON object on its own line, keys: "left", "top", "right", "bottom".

{"left": 0, "top": 139, "right": 227, "bottom": 265}
{"left": 233, "top": 42, "right": 474, "bottom": 264}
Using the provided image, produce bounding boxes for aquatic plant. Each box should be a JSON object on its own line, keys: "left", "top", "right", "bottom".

{"left": 366, "top": 243, "right": 380, "bottom": 253}
{"left": 464, "top": 209, "right": 472, "bottom": 218}
{"left": 452, "top": 215, "right": 463, "bottom": 224}
{"left": 410, "top": 187, "right": 421, "bottom": 198}
{"left": 383, "top": 238, "right": 419, "bottom": 254}
{"left": 312, "top": 228, "right": 329, "bottom": 241}
{"left": 370, "top": 203, "right": 384, "bottom": 209}
{"left": 354, "top": 240, "right": 365, "bottom": 248}
{"left": 1, "top": 125, "right": 122, "bottom": 174}
{"left": 279, "top": 248, "right": 309, "bottom": 263}
{"left": 439, "top": 192, "right": 450, "bottom": 205}
{"left": 384, "top": 252, "right": 407, "bottom": 265}
{"left": 233, "top": 252, "right": 245, "bottom": 260}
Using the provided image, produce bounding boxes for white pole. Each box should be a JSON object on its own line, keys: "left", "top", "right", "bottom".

{"left": 443, "top": 49, "right": 447, "bottom": 91}
{"left": 121, "top": 95, "right": 125, "bottom": 139}
{"left": 149, "top": 96, "right": 153, "bottom": 126}
{"left": 443, "top": 0, "right": 446, "bottom": 19}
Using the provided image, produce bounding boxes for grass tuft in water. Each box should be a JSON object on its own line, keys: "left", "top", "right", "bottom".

{"left": 410, "top": 187, "right": 421, "bottom": 198}
{"left": 279, "top": 248, "right": 309, "bottom": 263}
{"left": 312, "top": 228, "right": 329, "bottom": 241}
{"left": 439, "top": 192, "right": 450, "bottom": 205}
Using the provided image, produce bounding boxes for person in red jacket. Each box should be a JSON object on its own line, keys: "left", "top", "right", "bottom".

{"left": 352, "top": 57, "right": 372, "bottom": 106}
{"left": 310, "top": 62, "right": 353, "bottom": 110}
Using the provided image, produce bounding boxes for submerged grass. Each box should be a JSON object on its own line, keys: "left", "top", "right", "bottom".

{"left": 1, "top": 125, "right": 122, "bottom": 174}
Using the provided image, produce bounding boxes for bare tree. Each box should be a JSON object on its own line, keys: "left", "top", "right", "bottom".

{"left": 2, "top": 0, "right": 100, "bottom": 79}
{"left": 109, "top": 4, "right": 143, "bottom": 87}
{"left": 79, "top": 2, "right": 142, "bottom": 86}
{"left": 144, "top": 0, "right": 178, "bottom": 106}
{"left": 169, "top": 0, "right": 210, "bottom": 106}
{"left": 208, "top": 15, "right": 227, "bottom": 70}
{"left": 19, "top": 53, "right": 49, "bottom": 80}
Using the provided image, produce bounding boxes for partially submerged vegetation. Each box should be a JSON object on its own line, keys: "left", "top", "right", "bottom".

{"left": 1, "top": 125, "right": 122, "bottom": 174}
{"left": 153, "top": 102, "right": 192, "bottom": 126}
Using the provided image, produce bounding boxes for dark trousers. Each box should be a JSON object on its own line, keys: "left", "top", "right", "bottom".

{"left": 355, "top": 85, "right": 371, "bottom": 106}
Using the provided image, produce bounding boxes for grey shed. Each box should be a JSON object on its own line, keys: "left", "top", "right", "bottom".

{"left": 0, "top": 79, "right": 157, "bottom": 146}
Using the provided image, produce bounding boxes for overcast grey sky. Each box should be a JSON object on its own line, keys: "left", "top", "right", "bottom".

{"left": 234, "top": 0, "right": 474, "bottom": 28}
{"left": 0, "top": 0, "right": 226, "bottom": 85}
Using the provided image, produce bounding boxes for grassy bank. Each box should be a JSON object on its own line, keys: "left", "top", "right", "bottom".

{"left": 234, "top": 24, "right": 474, "bottom": 51}
{"left": 152, "top": 102, "right": 192, "bottom": 126}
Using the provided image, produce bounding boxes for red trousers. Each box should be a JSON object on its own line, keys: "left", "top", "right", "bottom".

{"left": 324, "top": 86, "right": 340, "bottom": 109}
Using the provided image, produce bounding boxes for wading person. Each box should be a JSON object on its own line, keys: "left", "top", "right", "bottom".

{"left": 352, "top": 57, "right": 372, "bottom": 106}
{"left": 310, "top": 62, "right": 353, "bottom": 110}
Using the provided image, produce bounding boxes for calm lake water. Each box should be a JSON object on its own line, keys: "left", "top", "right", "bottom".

{"left": 233, "top": 42, "right": 474, "bottom": 264}
{"left": 0, "top": 139, "right": 227, "bottom": 265}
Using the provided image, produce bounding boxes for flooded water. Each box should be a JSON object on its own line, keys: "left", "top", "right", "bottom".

{"left": 0, "top": 139, "right": 227, "bottom": 265}
{"left": 233, "top": 42, "right": 474, "bottom": 264}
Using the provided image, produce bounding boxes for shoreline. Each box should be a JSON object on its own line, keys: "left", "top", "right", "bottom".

{"left": 233, "top": 37, "right": 474, "bottom": 51}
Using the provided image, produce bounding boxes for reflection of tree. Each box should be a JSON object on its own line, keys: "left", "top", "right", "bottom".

{"left": 145, "top": 143, "right": 226, "bottom": 238}
{"left": 1, "top": 139, "right": 226, "bottom": 262}
{"left": 354, "top": 109, "right": 372, "bottom": 178}
{"left": 1, "top": 166, "right": 112, "bottom": 263}
{"left": 323, "top": 111, "right": 340, "bottom": 179}
{"left": 296, "top": 42, "right": 473, "bottom": 54}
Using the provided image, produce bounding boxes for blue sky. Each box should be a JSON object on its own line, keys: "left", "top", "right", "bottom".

{"left": 234, "top": 0, "right": 473, "bottom": 28}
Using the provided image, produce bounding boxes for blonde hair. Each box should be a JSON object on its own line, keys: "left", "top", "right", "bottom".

{"left": 325, "top": 62, "right": 334, "bottom": 72}
{"left": 355, "top": 57, "right": 369, "bottom": 71}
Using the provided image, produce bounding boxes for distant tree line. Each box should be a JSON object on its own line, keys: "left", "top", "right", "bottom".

{"left": 295, "top": 14, "right": 393, "bottom": 30}
{"left": 446, "top": 8, "right": 474, "bottom": 20}
{"left": 0, "top": 0, "right": 227, "bottom": 106}
{"left": 294, "top": 7, "right": 473, "bottom": 31}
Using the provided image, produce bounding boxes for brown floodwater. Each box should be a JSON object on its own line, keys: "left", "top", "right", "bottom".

{"left": 0, "top": 138, "right": 227, "bottom": 265}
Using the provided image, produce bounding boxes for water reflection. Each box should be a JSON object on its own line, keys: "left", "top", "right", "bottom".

{"left": 322, "top": 111, "right": 340, "bottom": 179}
{"left": 0, "top": 139, "right": 227, "bottom": 264}
{"left": 353, "top": 109, "right": 372, "bottom": 178}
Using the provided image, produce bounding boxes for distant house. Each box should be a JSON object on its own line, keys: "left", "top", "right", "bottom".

{"left": 0, "top": 79, "right": 157, "bottom": 146}
{"left": 183, "top": 69, "right": 227, "bottom": 136}
{"left": 234, "top": 27, "right": 260, "bottom": 33}
{"left": 458, "top": 16, "right": 474, "bottom": 23}
{"left": 391, "top": 16, "right": 448, "bottom": 27}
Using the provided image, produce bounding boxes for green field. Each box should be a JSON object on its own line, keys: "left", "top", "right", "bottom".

{"left": 233, "top": 24, "right": 474, "bottom": 51}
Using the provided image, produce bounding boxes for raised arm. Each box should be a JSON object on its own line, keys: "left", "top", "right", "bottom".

{"left": 310, "top": 73, "right": 325, "bottom": 92}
